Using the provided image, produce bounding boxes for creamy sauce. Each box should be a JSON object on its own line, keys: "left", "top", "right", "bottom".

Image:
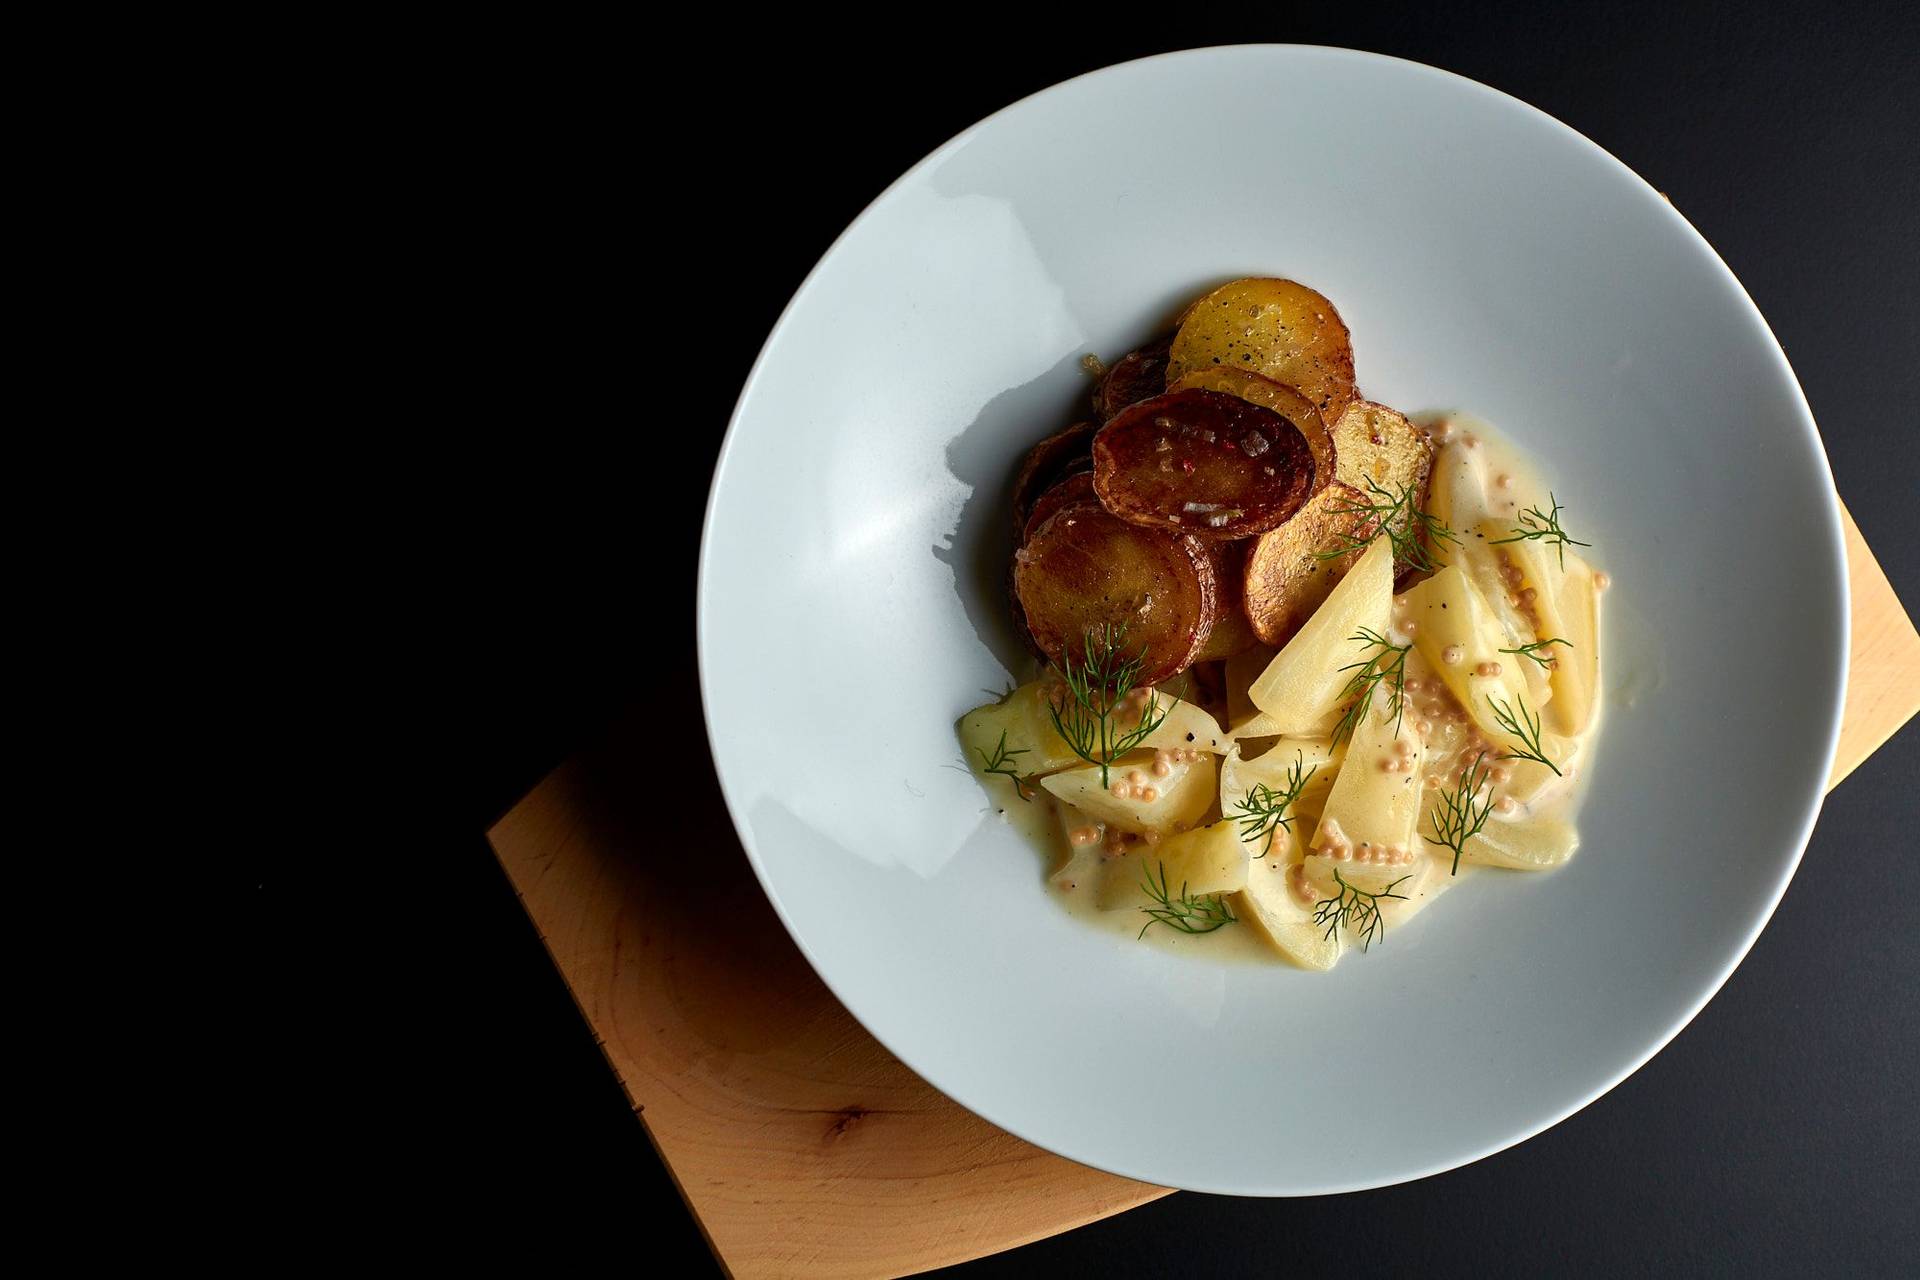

{"left": 1040, "top": 760, "right": 1279, "bottom": 963}
{"left": 1410, "top": 415, "right": 1606, "bottom": 832}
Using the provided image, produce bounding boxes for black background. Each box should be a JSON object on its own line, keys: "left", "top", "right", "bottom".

{"left": 407, "top": 5, "right": 1920, "bottom": 1274}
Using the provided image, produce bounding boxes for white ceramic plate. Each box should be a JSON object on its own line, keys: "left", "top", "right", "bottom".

{"left": 698, "top": 46, "right": 1847, "bottom": 1195}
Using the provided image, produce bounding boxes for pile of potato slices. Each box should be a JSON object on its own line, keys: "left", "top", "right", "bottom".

{"left": 1011, "top": 277, "right": 1437, "bottom": 677}
{"left": 972, "top": 281, "right": 1605, "bottom": 970}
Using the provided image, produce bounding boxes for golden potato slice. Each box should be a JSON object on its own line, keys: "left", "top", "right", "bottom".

{"left": 1194, "top": 541, "right": 1261, "bottom": 662}
{"left": 1240, "top": 401, "right": 1435, "bottom": 646}
{"left": 1166, "top": 278, "right": 1357, "bottom": 424}
{"left": 1092, "top": 335, "right": 1173, "bottom": 421}
{"left": 1329, "top": 400, "right": 1433, "bottom": 502}
{"left": 1241, "top": 483, "right": 1367, "bottom": 647}
{"left": 1166, "top": 367, "right": 1335, "bottom": 495}
{"left": 1010, "top": 421, "right": 1096, "bottom": 536}
{"left": 1092, "top": 389, "right": 1319, "bottom": 540}
{"left": 1020, "top": 471, "right": 1096, "bottom": 543}
{"left": 1014, "top": 501, "right": 1219, "bottom": 686}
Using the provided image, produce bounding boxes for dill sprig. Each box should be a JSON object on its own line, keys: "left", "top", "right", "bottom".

{"left": 1500, "top": 637, "right": 1572, "bottom": 670}
{"left": 1313, "top": 479, "right": 1461, "bottom": 572}
{"left": 1425, "top": 751, "right": 1496, "bottom": 875}
{"left": 1224, "top": 751, "right": 1318, "bottom": 858}
{"left": 973, "top": 729, "right": 1033, "bottom": 801}
{"left": 1137, "top": 860, "right": 1238, "bottom": 939}
{"left": 1487, "top": 694, "right": 1561, "bottom": 776}
{"left": 1311, "top": 868, "right": 1412, "bottom": 952}
{"left": 1045, "top": 623, "right": 1171, "bottom": 788}
{"left": 1332, "top": 627, "right": 1411, "bottom": 745}
{"left": 1490, "top": 493, "right": 1591, "bottom": 570}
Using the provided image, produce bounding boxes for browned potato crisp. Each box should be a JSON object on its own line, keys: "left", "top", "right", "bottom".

{"left": 1010, "top": 421, "right": 1097, "bottom": 535}
{"left": 1092, "top": 389, "right": 1318, "bottom": 540}
{"left": 1002, "top": 278, "right": 1435, "bottom": 678}
{"left": 1166, "top": 278, "right": 1357, "bottom": 424}
{"left": 1013, "top": 500, "right": 1219, "bottom": 685}
{"left": 1092, "top": 335, "right": 1174, "bottom": 421}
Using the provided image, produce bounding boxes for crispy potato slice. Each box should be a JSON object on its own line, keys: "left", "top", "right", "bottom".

{"left": 1166, "top": 278, "right": 1356, "bottom": 424}
{"left": 1195, "top": 541, "right": 1261, "bottom": 662}
{"left": 1241, "top": 484, "right": 1367, "bottom": 647}
{"left": 1240, "top": 401, "right": 1435, "bottom": 646}
{"left": 1329, "top": 400, "right": 1433, "bottom": 504}
{"left": 1013, "top": 501, "right": 1218, "bottom": 685}
{"left": 1007, "top": 557, "right": 1045, "bottom": 660}
{"left": 1021, "top": 470, "right": 1097, "bottom": 542}
{"left": 1092, "top": 389, "right": 1317, "bottom": 540}
{"left": 1010, "top": 421, "right": 1096, "bottom": 536}
{"left": 1166, "top": 367, "right": 1335, "bottom": 492}
{"left": 1092, "top": 335, "right": 1173, "bottom": 421}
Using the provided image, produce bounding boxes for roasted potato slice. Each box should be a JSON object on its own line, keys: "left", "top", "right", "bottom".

{"left": 1092, "top": 335, "right": 1173, "bottom": 421}
{"left": 1013, "top": 501, "right": 1218, "bottom": 685}
{"left": 1195, "top": 541, "right": 1261, "bottom": 662}
{"left": 1329, "top": 400, "right": 1433, "bottom": 503}
{"left": 1007, "top": 557, "right": 1045, "bottom": 660}
{"left": 1166, "top": 367, "right": 1335, "bottom": 493}
{"left": 1092, "top": 389, "right": 1317, "bottom": 540}
{"left": 1166, "top": 278, "right": 1356, "bottom": 424}
{"left": 1240, "top": 484, "right": 1365, "bottom": 647}
{"left": 1241, "top": 401, "right": 1435, "bottom": 646}
{"left": 1010, "top": 421, "right": 1096, "bottom": 536}
{"left": 1021, "top": 470, "right": 1097, "bottom": 542}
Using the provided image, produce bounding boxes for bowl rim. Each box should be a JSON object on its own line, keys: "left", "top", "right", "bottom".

{"left": 695, "top": 43, "right": 1851, "bottom": 1195}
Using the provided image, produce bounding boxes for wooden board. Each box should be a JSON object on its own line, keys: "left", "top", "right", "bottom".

{"left": 487, "top": 504, "right": 1917, "bottom": 1280}
{"left": 1830, "top": 506, "right": 1920, "bottom": 786}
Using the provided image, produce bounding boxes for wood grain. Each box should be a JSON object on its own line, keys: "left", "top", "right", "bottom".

{"left": 487, "top": 506, "right": 1916, "bottom": 1280}
{"left": 1830, "top": 504, "right": 1920, "bottom": 787}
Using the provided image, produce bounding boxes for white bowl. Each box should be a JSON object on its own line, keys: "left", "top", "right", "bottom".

{"left": 698, "top": 46, "right": 1847, "bottom": 1195}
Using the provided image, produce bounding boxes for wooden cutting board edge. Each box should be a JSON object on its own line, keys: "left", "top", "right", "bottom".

{"left": 487, "top": 503, "right": 1917, "bottom": 1280}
